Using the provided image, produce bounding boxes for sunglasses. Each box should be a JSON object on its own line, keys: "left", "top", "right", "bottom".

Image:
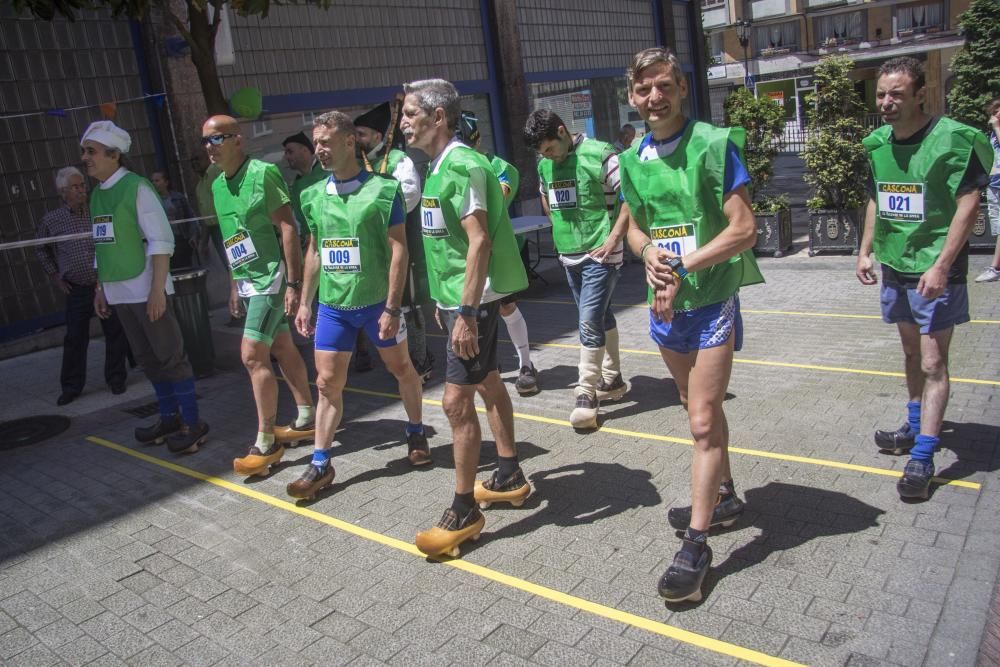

{"left": 200, "top": 133, "right": 236, "bottom": 146}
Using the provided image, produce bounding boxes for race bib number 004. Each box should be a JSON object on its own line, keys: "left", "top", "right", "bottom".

{"left": 321, "top": 238, "right": 362, "bottom": 273}
{"left": 421, "top": 197, "right": 449, "bottom": 238}
{"left": 547, "top": 180, "right": 578, "bottom": 210}
{"left": 224, "top": 230, "right": 259, "bottom": 269}
{"left": 877, "top": 182, "right": 925, "bottom": 222}
{"left": 650, "top": 223, "right": 697, "bottom": 256}
{"left": 92, "top": 215, "right": 115, "bottom": 244}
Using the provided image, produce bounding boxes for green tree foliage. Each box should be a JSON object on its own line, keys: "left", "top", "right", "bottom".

{"left": 801, "top": 55, "right": 869, "bottom": 211}
{"left": 724, "top": 87, "right": 786, "bottom": 212}
{"left": 6, "top": 0, "right": 331, "bottom": 114}
{"left": 946, "top": 0, "right": 1000, "bottom": 130}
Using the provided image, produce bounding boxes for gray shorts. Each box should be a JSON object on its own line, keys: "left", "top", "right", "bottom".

{"left": 880, "top": 282, "right": 969, "bottom": 334}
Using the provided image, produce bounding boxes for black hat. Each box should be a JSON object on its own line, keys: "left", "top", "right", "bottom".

{"left": 282, "top": 131, "right": 313, "bottom": 152}
{"left": 354, "top": 102, "right": 391, "bottom": 135}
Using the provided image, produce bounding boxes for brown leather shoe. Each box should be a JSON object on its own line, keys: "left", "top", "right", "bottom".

{"left": 286, "top": 464, "right": 335, "bottom": 500}
{"left": 407, "top": 431, "right": 432, "bottom": 466}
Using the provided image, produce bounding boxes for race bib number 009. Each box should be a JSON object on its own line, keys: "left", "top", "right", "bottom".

{"left": 320, "top": 238, "right": 362, "bottom": 273}
{"left": 650, "top": 223, "right": 698, "bottom": 256}
{"left": 421, "top": 197, "right": 449, "bottom": 238}
{"left": 547, "top": 180, "right": 578, "bottom": 210}
{"left": 224, "top": 230, "right": 259, "bottom": 269}
{"left": 877, "top": 182, "right": 925, "bottom": 222}
{"left": 92, "top": 215, "right": 115, "bottom": 244}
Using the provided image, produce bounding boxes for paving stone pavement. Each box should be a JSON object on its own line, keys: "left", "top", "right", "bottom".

{"left": 1, "top": 249, "right": 999, "bottom": 666}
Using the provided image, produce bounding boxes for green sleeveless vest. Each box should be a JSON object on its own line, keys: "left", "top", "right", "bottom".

{"left": 362, "top": 147, "right": 406, "bottom": 176}
{"left": 300, "top": 174, "right": 400, "bottom": 308}
{"left": 490, "top": 155, "right": 520, "bottom": 207}
{"left": 421, "top": 144, "right": 528, "bottom": 307}
{"left": 538, "top": 137, "right": 615, "bottom": 254}
{"left": 90, "top": 171, "right": 149, "bottom": 283}
{"left": 212, "top": 159, "right": 286, "bottom": 291}
{"left": 620, "top": 121, "right": 764, "bottom": 310}
{"left": 863, "top": 117, "right": 993, "bottom": 274}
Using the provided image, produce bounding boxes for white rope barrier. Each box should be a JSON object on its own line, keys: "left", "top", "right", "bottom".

{"left": 0, "top": 215, "right": 216, "bottom": 252}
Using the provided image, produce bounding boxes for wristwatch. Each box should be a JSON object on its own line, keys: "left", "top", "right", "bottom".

{"left": 384, "top": 306, "right": 402, "bottom": 318}
{"left": 457, "top": 304, "right": 478, "bottom": 318}
{"left": 286, "top": 280, "right": 302, "bottom": 290}
{"left": 666, "top": 256, "right": 688, "bottom": 280}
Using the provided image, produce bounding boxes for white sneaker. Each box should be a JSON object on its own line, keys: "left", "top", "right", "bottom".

{"left": 974, "top": 266, "right": 1000, "bottom": 283}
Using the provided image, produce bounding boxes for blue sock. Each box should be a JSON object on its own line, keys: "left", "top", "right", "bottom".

{"left": 910, "top": 434, "right": 938, "bottom": 462}
{"left": 311, "top": 448, "right": 331, "bottom": 469}
{"left": 906, "top": 400, "right": 921, "bottom": 434}
{"left": 172, "top": 378, "right": 199, "bottom": 426}
{"left": 406, "top": 422, "right": 424, "bottom": 435}
{"left": 152, "top": 382, "right": 179, "bottom": 419}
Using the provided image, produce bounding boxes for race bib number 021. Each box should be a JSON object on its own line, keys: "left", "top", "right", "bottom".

{"left": 547, "top": 180, "right": 578, "bottom": 210}
{"left": 224, "top": 230, "right": 259, "bottom": 269}
{"left": 92, "top": 215, "right": 115, "bottom": 244}
{"left": 421, "top": 197, "right": 449, "bottom": 238}
{"left": 650, "top": 223, "right": 697, "bottom": 256}
{"left": 320, "top": 238, "right": 362, "bottom": 273}
{"left": 877, "top": 182, "right": 925, "bottom": 222}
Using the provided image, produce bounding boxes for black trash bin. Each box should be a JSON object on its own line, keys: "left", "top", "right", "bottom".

{"left": 171, "top": 268, "right": 215, "bottom": 378}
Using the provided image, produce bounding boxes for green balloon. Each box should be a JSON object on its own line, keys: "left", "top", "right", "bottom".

{"left": 230, "top": 87, "right": 262, "bottom": 119}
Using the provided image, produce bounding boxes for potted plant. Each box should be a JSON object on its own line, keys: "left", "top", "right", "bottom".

{"left": 801, "top": 55, "right": 869, "bottom": 255}
{"left": 724, "top": 87, "right": 793, "bottom": 257}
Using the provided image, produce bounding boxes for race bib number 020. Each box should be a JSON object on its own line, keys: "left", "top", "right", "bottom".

{"left": 92, "top": 215, "right": 115, "bottom": 244}
{"left": 877, "top": 182, "right": 925, "bottom": 222}
{"left": 547, "top": 180, "right": 578, "bottom": 210}
{"left": 421, "top": 197, "right": 449, "bottom": 238}
{"left": 650, "top": 223, "right": 697, "bottom": 256}
{"left": 224, "top": 230, "right": 259, "bottom": 269}
{"left": 321, "top": 238, "right": 362, "bottom": 273}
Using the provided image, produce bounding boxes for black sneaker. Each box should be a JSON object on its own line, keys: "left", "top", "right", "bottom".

{"left": 667, "top": 493, "right": 745, "bottom": 531}
{"left": 514, "top": 365, "right": 539, "bottom": 396}
{"left": 135, "top": 414, "right": 183, "bottom": 445}
{"left": 166, "top": 420, "right": 209, "bottom": 454}
{"left": 596, "top": 374, "right": 627, "bottom": 401}
{"left": 875, "top": 423, "right": 915, "bottom": 455}
{"left": 897, "top": 458, "right": 934, "bottom": 500}
{"left": 658, "top": 539, "right": 713, "bottom": 603}
{"left": 407, "top": 431, "right": 432, "bottom": 466}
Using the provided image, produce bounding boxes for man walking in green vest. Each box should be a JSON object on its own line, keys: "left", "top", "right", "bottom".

{"left": 621, "top": 48, "right": 762, "bottom": 602}
{"left": 857, "top": 57, "right": 992, "bottom": 500}
{"left": 524, "top": 109, "right": 629, "bottom": 429}
{"left": 81, "top": 121, "right": 209, "bottom": 454}
{"left": 400, "top": 79, "right": 531, "bottom": 558}
{"left": 289, "top": 110, "right": 431, "bottom": 499}
{"left": 283, "top": 131, "right": 325, "bottom": 247}
{"left": 201, "top": 115, "right": 317, "bottom": 478}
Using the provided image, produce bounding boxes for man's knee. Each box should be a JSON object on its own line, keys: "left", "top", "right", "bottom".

{"left": 687, "top": 403, "right": 720, "bottom": 444}
{"left": 920, "top": 353, "right": 947, "bottom": 380}
{"left": 383, "top": 352, "right": 413, "bottom": 379}
{"left": 579, "top": 320, "right": 605, "bottom": 348}
{"left": 443, "top": 390, "right": 476, "bottom": 424}
{"left": 241, "top": 340, "right": 271, "bottom": 372}
{"left": 315, "top": 367, "right": 345, "bottom": 398}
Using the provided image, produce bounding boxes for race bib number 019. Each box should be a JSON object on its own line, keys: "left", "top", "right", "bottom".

{"left": 547, "top": 180, "right": 578, "bottom": 210}
{"left": 224, "top": 230, "right": 259, "bottom": 269}
{"left": 650, "top": 223, "right": 698, "bottom": 256}
{"left": 421, "top": 197, "right": 449, "bottom": 238}
{"left": 92, "top": 215, "right": 115, "bottom": 244}
{"left": 321, "top": 238, "right": 362, "bottom": 273}
{"left": 877, "top": 182, "right": 925, "bottom": 222}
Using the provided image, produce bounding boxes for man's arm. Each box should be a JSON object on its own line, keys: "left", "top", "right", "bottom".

{"left": 856, "top": 199, "right": 878, "bottom": 285}
{"left": 460, "top": 210, "right": 492, "bottom": 308}
{"left": 378, "top": 223, "right": 410, "bottom": 340}
{"left": 295, "top": 234, "right": 320, "bottom": 337}
{"left": 674, "top": 185, "right": 756, "bottom": 273}
{"left": 34, "top": 215, "right": 69, "bottom": 293}
{"left": 271, "top": 204, "right": 303, "bottom": 315}
{"left": 917, "top": 189, "right": 981, "bottom": 298}
{"left": 135, "top": 183, "right": 174, "bottom": 321}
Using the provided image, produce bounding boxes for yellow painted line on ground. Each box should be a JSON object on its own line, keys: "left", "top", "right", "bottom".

{"left": 335, "top": 384, "right": 980, "bottom": 491}
{"left": 518, "top": 298, "right": 1000, "bottom": 324}
{"left": 426, "top": 333, "right": 1000, "bottom": 387}
{"left": 85, "top": 435, "right": 802, "bottom": 667}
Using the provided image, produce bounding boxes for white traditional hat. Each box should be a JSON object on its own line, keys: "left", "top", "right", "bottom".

{"left": 80, "top": 121, "right": 132, "bottom": 153}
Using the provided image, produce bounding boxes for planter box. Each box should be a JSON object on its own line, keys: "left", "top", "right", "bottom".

{"left": 969, "top": 202, "right": 999, "bottom": 250}
{"left": 753, "top": 208, "right": 793, "bottom": 257}
{"left": 808, "top": 207, "right": 861, "bottom": 256}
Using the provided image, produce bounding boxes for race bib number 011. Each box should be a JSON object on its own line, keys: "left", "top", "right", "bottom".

{"left": 92, "top": 215, "right": 115, "bottom": 244}
{"left": 877, "top": 182, "right": 925, "bottom": 222}
{"left": 224, "top": 230, "right": 259, "bottom": 269}
{"left": 321, "top": 238, "right": 362, "bottom": 273}
{"left": 547, "top": 180, "right": 578, "bottom": 210}
{"left": 421, "top": 197, "right": 449, "bottom": 238}
{"left": 650, "top": 223, "right": 697, "bottom": 256}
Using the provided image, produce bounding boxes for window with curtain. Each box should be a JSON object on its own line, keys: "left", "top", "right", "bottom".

{"left": 897, "top": 2, "right": 945, "bottom": 33}
{"left": 753, "top": 21, "right": 800, "bottom": 54}
{"left": 702, "top": 0, "right": 726, "bottom": 9}
{"left": 815, "top": 11, "right": 864, "bottom": 45}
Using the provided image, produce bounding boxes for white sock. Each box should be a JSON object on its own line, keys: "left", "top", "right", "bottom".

{"left": 294, "top": 405, "right": 314, "bottom": 428}
{"left": 602, "top": 327, "right": 621, "bottom": 383}
{"left": 255, "top": 431, "right": 275, "bottom": 453}
{"left": 502, "top": 307, "right": 532, "bottom": 369}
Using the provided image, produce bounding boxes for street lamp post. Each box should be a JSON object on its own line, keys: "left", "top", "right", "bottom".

{"left": 736, "top": 19, "right": 753, "bottom": 88}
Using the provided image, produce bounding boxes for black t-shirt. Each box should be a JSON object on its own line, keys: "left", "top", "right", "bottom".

{"left": 867, "top": 117, "right": 988, "bottom": 286}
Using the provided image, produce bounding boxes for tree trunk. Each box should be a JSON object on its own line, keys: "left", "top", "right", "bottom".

{"left": 186, "top": 1, "right": 228, "bottom": 115}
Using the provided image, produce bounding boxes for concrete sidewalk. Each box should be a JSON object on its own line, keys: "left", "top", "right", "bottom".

{"left": 1, "top": 251, "right": 998, "bottom": 666}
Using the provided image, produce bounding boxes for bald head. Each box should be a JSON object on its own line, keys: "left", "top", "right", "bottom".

{"left": 201, "top": 115, "right": 244, "bottom": 175}
{"left": 203, "top": 115, "right": 240, "bottom": 134}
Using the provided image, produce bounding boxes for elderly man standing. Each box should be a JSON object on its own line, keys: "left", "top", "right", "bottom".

{"left": 400, "top": 79, "right": 530, "bottom": 558}
{"left": 36, "top": 166, "right": 129, "bottom": 405}
{"left": 81, "top": 121, "right": 209, "bottom": 453}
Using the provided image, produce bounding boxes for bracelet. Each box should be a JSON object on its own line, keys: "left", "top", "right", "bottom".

{"left": 384, "top": 306, "right": 402, "bottom": 318}
{"left": 639, "top": 242, "right": 654, "bottom": 260}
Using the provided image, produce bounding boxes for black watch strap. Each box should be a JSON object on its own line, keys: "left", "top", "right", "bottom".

{"left": 457, "top": 304, "right": 477, "bottom": 318}
{"left": 384, "top": 306, "right": 402, "bottom": 318}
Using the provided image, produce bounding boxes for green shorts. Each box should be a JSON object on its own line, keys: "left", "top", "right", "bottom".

{"left": 241, "top": 291, "right": 289, "bottom": 346}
